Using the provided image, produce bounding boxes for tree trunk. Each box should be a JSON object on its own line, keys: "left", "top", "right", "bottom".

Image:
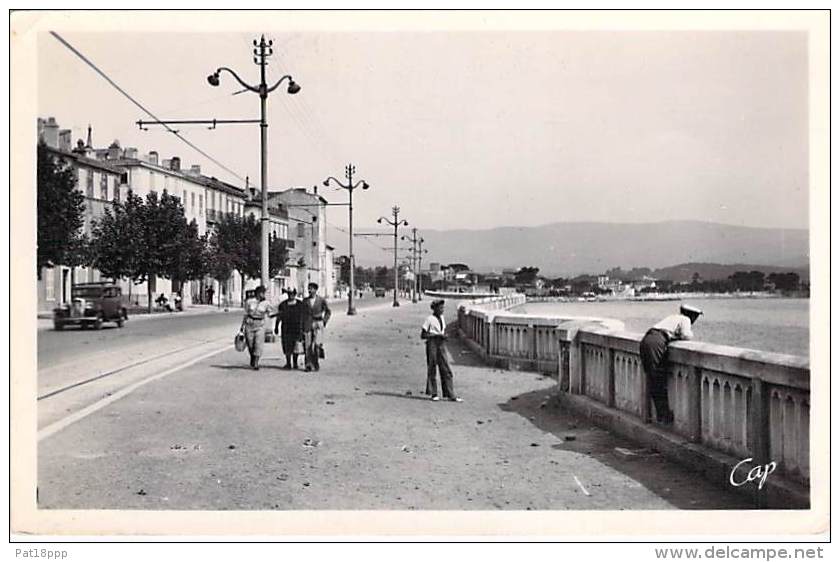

{"left": 147, "top": 274, "right": 154, "bottom": 314}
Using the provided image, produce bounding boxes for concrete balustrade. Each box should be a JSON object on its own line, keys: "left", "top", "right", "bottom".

{"left": 456, "top": 294, "right": 810, "bottom": 507}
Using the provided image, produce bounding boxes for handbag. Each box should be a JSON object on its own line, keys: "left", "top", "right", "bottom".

{"left": 293, "top": 339, "right": 305, "bottom": 355}
{"left": 318, "top": 344, "right": 325, "bottom": 359}
{"left": 234, "top": 332, "right": 246, "bottom": 352}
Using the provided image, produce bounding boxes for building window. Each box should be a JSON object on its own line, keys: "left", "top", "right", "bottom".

{"left": 164, "top": 175, "right": 169, "bottom": 193}
{"left": 297, "top": 223, "right": 305, "bottom": 237}
{"left": 120, "top": 172, "right": 128, "bottom": 185}
{"left": 45, "top": 268, "right": 55, "bottom": 300}
{"left": 150, "top": 171, "right": 156, "bottom": 190}
{"left": 199, "top": 194, "right": 204, "bottom": 216}
{"left": 85, "top": 169, "right": 94, "bottom": 198}
{"left": 210, "top": 192, "right": 215, "bottom": 210}
{"left": 191, "top": 192, "right": 195, "bottom": 212}
{"left": 114, "top": 182, "right": 121, "bottom": 203}
{"left": 183, "top": 189, "right": 187, "bottom": 203}
{"left": 100, "top": 173, "right": 108, "bottom": 200}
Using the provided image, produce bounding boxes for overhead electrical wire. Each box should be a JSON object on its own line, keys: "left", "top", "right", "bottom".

{"left": 49, "top": 31, "right": 247, "bottom": 183}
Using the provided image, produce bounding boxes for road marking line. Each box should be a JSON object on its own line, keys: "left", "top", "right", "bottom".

{"left": 38, "top": 344, "right": 233, "bottom": 442}
{"left": 573, "top": 474, "right": 591, "bottom": 496}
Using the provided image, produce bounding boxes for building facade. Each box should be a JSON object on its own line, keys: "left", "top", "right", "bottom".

{"left": 267, "top": 187, "right": 330, "bottom": 297}
{"left": 37, "top": 120, "right": 124, "bottom": 314}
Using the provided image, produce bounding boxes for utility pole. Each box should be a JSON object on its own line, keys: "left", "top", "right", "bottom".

{"left": 378, "top": 206, "right": 408, "bottom": 307}
{"left": 401, "top": 227, "right": 421, "bottom": 303}
{"left": 417, "top": 237, "right": 428, "bottom": 300}
{"left": 206, "top": 35, "right": 300, "bottom": 294}
{"left": 324, "top": 164, "right": 369, "bottom": 315}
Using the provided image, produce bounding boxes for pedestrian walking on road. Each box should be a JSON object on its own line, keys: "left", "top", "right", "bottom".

{"left": 639, "top": 304, "right": 702, "bottom": 424}
{"left": 301, "top": 282, "right": 332, "bottom": 372}
{"left": 239, "top": 285, "right": 277, "bottom": 371}
{"left": 421, "top": 299, "right": 462, "bottom": 402}
{"left": 275, "top": 288, "right": 304, "bottom": 370}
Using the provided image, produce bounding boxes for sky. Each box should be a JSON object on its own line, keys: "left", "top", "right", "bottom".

{"left": 37, "top": 26, "right": 809, "bottom": 240}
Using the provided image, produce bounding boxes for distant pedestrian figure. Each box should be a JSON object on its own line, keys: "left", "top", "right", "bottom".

{"left": 301, "top": 282, "right": 332, "bottom": 372}
{"left": 640, "top": 304, "right": 702, "bottom": 424}
{"left": 275, "top": 288, "right": 304, "bottom": 370}
{"left": 421, "top": 299, "right": 461, "bottom": 402}
{"left": 239, "top": 285, "right": 276, "bottom": 370}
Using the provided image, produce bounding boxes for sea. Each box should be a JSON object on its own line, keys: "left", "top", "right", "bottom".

{"left": 511, "top": 297, "right": 810, "bottom": 358}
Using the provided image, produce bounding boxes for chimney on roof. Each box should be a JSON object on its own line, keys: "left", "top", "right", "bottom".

{"left": 39, "top": 116, "right": 60, "bottom": 149}
{"left": 125, "top": 147, "right": 138, "bottom": 159}
{"left": 107, "top": 140, "right": 121, "bottom": 160}
{"left": 86, "top": 124, "right": 92, "bottom": 148}
{"left": 170, "top": 156, "right": 181, "bottom": 171}
{"left": 148, "top": 151, "right": 158, "bottom": 165}
{"left": 58, "top": 129, "right": 72, "bottom": 152}
{"left": 189, "top": 164, "right": 201, "bottom": 175}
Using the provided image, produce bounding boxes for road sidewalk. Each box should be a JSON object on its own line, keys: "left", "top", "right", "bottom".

{"left": 38, "top": 299, "right": 753, "bottom": 510}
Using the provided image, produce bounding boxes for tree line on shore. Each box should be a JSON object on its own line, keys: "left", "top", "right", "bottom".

{"left": 37, "top": 143, "right": 289, "bottom": 310}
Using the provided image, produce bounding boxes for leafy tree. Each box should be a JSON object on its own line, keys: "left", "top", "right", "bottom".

{"left": 207, "top": 213, "right": 289, "bottom": 303}
{"left": 768, "top": 272, "right": 800, "bottom": 292}
{"left": 37, "top": 142, "right": 86, "bottom": 277}
{"left": 88, "top": 191, "right": 143, "bottom": 298}
{"left": 514, "top": 266, "right": 540, "bottom": 284}
{"left": 729, "top": 270, "right": 766, "bottom": 292}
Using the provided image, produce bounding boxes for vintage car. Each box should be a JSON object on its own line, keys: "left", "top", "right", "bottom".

{"left": 374, "top": 287, "right": 386, "bottom": 297}
{"left": 52, "top": 282, "right": 128, "bottom": 330}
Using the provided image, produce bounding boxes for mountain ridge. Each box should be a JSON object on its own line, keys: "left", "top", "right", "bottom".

{"left": 326, "top": 220, "right": 809, "bottom": 277}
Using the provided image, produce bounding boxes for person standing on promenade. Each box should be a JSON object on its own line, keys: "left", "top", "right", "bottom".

{"left": 640, "top": 304, "right": 702, "bottom": 424}
{"left": 239, "top": 285, "right": 276, "bottom": 371}
{"left": 274, "top": 288, "right": 304, "bottom": 370}
{"left": 421, "top": 299, "right": 462, "bottom": 402}
{"left": 301, "top": 282, "right": 331, "bottom": 372}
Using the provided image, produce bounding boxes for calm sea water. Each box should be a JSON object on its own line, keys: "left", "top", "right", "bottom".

{"left": 512, "top": 298, "right": 809, "bottom": 357}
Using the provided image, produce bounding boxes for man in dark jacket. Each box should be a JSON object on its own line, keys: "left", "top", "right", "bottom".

{"left": 301, "top": 282, "right": 332, "bottom": 372}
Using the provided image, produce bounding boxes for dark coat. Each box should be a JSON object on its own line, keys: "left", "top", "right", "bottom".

{"left": 300, "top": 295, "right": 332, "bottom": 331}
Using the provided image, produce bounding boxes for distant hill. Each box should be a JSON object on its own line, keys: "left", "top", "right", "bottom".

{"left": 652, "top": 262, "right": 810, "bottom": 283}
{"left": 327, "top": 220, "right": 808, "bottom": 277}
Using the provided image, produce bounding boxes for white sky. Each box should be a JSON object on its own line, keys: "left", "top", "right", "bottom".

{"left": 38, "top": 28, "right": 809, "bottom": 233}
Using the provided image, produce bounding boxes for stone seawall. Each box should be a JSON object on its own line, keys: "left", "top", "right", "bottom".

{"left": 456, "top": 294, "right": 810, "bottom": 508}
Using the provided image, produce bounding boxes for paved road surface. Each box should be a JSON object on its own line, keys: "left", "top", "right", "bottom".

{"left": 37, "top": 298, "right": 754, "bottom": 511}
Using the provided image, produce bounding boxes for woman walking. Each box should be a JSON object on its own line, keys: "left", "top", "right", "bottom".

{"left": 275, "top": 288, "right": 304, "bottom": 369}
{"left": 421, "top": 299, "right": 462, "bottom": 402}
{"left": 239, "top": 285, "right": 275, "bottom": 370}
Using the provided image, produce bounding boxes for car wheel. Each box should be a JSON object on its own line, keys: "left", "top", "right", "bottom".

{"left": 93, "top": 315, "right": 103, "bottom": 330}
{"left": 53, "top": 321, "right": 64, "bottom": 331}
{"left": 116, "top": 317, "right": 124, "bottom": 328}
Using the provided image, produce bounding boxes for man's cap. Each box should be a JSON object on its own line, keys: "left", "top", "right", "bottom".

{"left": 431, "top": 299, "right": 445, "bottom": 309}
{"left": 680, "top": 304, "right": 703, "bottom": 316}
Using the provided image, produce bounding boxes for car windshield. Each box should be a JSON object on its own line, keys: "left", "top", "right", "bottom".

{"left": 73, "top": 287, "right": 104, "bottom": 298}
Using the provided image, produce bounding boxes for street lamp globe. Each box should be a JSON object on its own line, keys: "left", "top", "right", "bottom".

{"left": 287, "top": 80, "right": 301, "bottom": 94}
{"left": 207, "top": 73, "right": 220, "bottom": 87}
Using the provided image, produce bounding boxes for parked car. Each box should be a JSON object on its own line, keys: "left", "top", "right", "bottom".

{"left": 374, "top": 287, "right": 386, "bottom": 297}
{"left": 53, "top": 282, "right": 128, "bottom": 330}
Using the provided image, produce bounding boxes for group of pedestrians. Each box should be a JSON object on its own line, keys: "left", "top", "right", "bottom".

{"left": 239, "top": 282, "right": 332, "bottom": 372}
{"left": 237, "top": 286, "right": 464, "bottom": 405}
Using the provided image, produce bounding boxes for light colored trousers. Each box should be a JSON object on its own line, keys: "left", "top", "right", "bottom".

{"left": 304, "top": 320, "right": 324, "bottom": 368}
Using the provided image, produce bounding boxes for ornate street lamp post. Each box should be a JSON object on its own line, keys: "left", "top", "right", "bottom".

{"left": 378, "top": 206, "right": 408, "bottom": 307}
{"left": 207, "top": 34, "right": 300, "bottom": 292}
{"left": 324, "top": 164, "right": 369, "bottom": 315}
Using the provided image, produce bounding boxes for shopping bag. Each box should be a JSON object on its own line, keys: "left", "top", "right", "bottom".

{"left": 234, "top": 332, "right": 246, "bottom": 352}
{"left": 293, "top": 339, "right": 305, "bottom": 355}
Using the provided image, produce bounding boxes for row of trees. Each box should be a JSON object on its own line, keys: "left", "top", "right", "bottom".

{"left": 37, "top": 144, "right": 289, "bottom": 311}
